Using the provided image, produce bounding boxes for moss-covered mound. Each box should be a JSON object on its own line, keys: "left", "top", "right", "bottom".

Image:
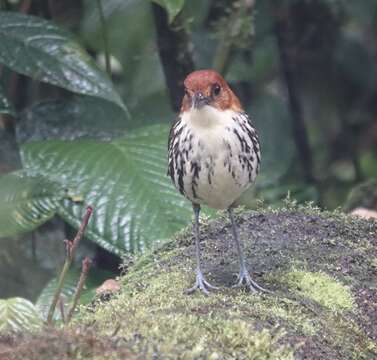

{"left": 5, "top": 206, "right": 377, "bottom": 359}
{"left": 0, "top": 328, "right": 136, "bottom": 359}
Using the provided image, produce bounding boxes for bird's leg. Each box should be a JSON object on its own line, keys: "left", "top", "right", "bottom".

{"left": 186, "top": 204, "right": 219, "bottom": 295}
{"left": 228, "top": 208, "right": 270, "bottom": 293}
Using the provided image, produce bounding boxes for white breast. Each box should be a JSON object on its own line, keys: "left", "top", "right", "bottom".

{"left": 174, "top": 106, "right": 259, "bottom": 209}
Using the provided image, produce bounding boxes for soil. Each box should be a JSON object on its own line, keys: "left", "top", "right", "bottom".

{"left": 1, "top": 206, "right": 376, "bottom": 359}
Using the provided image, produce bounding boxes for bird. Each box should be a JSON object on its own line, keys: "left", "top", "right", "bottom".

{"left": 168, "top": 69, "right": 267, "bottom": 295}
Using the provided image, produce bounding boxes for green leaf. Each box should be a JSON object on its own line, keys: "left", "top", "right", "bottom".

{"left": 0, "top": 11, "right": 126, "bottom": 113}
{"left": 17, "top": 97, "right": 127, "bottom": 143}
{"left": 0, "top": 83, "right": 14, "bottom": 116}
{"left": 0, "top": 171, "right": 66, "bottom": 238}
{"left": 152, "top": 0, "right": 185, "bottom": 22}
{"left": 21, "top": 124, "right": 192, "bottom": 255}
{"left": 36, "top": 268, "right": 111, "bottom": 321}
{"left": 0, "top": 297, "right": 43, "bottom": 333}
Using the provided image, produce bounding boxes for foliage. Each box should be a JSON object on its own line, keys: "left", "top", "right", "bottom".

{"left": 19, "top": 124, "right": 191, "bottom": 254}
{"left": 151, "top": 0, "right": 185, "bottom": 23}
{"left": 0, "top": 266, "right": 111, "bottom": 334}
{"left": 0, "top": 297, "right": 42, "bottom": 333}
{"left": 0, "top": 11, "right": 126, "bottom": 113}
{"left": 17, "top": 96, "right": 127, "bottom": 142}
{"left": 0, "top": 7, "right": 192, "bottom": 255}
{"left": 0, "top": 83, "right": 14, "bottom": 116}
{"left": 36, "top": 267, "right": 111, "bottom": 321}
{"left": 0, "top": 0, "right": 376, "bottom": 337}
{"left": 0, "top": 172, "right": 66, "bottom": 237}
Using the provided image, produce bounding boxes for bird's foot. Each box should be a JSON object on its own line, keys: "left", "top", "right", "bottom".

{"left": 186, "top": 270, "right": 219, "bottom": 295}
{"left": 233, "top": 267, "right": 271, "bottom": 294}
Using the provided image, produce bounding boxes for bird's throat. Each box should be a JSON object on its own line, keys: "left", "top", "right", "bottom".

{"left": 182, "top": 106, "right": 233, "bottom": 129}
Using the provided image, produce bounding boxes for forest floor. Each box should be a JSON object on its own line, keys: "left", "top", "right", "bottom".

{"left": 1, "top": 204, "right": 377, "bottom": 359}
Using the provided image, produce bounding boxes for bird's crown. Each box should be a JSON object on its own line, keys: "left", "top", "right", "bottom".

{"left": 181, "top": 69, "right": 242, "bottom": 113}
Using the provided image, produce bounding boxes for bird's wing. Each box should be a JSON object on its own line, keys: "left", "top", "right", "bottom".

{"left": 167, "top": 116, "right": 181, "bottom": 177}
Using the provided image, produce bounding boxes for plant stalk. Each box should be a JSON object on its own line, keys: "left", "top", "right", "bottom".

{"left": 59, "top": 296, "right": 66, "bottom": 324}
{"left": 66, "top": 257, "right": 92, "bottom": 323}
{"left": 95, "top": 0, "right": 111, "bottom": 75}
{"left": 46, "top": 206, "right": 93, "bottom": 324}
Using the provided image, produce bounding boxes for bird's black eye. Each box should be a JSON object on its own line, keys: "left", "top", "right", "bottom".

{"left": 212, "top": 83, "right": 221, "bottom": 96}
{"left": 184, "top": 88, "right": 190, "bottom": 97}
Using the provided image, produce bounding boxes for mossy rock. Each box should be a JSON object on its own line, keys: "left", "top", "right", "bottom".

{"left": 4, "top": 206, "right": 377, "bottom": 359}
{"left": 344, "top": 180, "right": 377, "bottom": 211}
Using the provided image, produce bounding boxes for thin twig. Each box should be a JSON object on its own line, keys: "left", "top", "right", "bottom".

{"left": 111, "top": 324, "right": 121, "bottom": 337}
{"left": 70, "top": 206, "right": 93, "bottom": 257}
{"left": 95, "top": 0, "right": 111, "bottom": 75}
{"left": 59, "top": 296, "right": 66, "bottom": 324}
{"left": 46, "top": 206, "right": 93, "bottom": 324}
{"left": 66, "top": 257, "right": 92, "bottom": 323}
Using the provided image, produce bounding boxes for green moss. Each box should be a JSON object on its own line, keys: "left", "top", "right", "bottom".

{"left": 284, "top": 270, "right": 354, "bottom": 311}
{"left": 5, "top": 205, "right": 377, "bottom": 359}
{"left": 79, "top": 205, "right": 377, "bottom": 357}
{"left": 70, "top": 207, "right": 377, "bottom": 359}
{"left": 1, "top": 328, "right": 136, "bottom": 360}
{"left": 80, "top": 269, "right": 294, "bottom": 359}
{"left": 370, "top": 258, "right": 377, "bottom": 270}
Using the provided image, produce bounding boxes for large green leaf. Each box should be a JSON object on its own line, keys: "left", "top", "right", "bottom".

{"left": 0, "top": 297, "right": 42, "bottom": 333}
{"left": 22, "top": 124, "right": 192, "bottom": 255}
{"left": 0, "top": 172, "right": 67, "bottom": 238}
{"left": 0, "top": 83, "right": 14, "bottom": 116}
{"left": 151, "top": 0, "right": 185, "bottom": 22}
{"left": 17, "top": 97, "right": 127, "bottom": 143}
{"left": 36, "top": 268, "right": 111, "bottom": 321}
{"left": 0, "top": 11, "right": 126, "bottom": 112}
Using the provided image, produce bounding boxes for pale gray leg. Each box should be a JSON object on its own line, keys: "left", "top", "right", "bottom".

{"left": 228, "top": 208, "right": 270, "bottom": 293}
{"left": 186, "top": 204, "right": 219, "bottom": 295}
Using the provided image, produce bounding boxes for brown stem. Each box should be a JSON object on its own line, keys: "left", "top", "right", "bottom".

{"left": 46, "top": 206, "right": 93, "bottom": 324}
{"left": 152, "top": 3, "right": 195, "bottom": 113}
{"left": 66, "top": 257, "right": 92, "bottom": 323}
{"left": 70, "top": 206, "right": 93, "bottom": 257}
{"left": 59, "top": 296, "right": 66, "bottom": 324}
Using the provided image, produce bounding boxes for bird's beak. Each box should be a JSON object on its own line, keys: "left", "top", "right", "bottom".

{"left": 192, "top": 92, "right": 209, "bottom": 109}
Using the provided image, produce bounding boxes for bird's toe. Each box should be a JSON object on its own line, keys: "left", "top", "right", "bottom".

{"left": 185, "top": 271, "right": 219, "bottom": 295}
{"left": 233, "top": 269, "right": 271, "bottom": 294}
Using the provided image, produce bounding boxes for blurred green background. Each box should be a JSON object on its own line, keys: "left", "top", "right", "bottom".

{"left": 0, "top": 0, "right": 376, "bottom": 307}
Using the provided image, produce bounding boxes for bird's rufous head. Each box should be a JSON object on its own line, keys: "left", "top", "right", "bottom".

{"left": 181, "top": 69, "right": 243, "bottom": 113}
